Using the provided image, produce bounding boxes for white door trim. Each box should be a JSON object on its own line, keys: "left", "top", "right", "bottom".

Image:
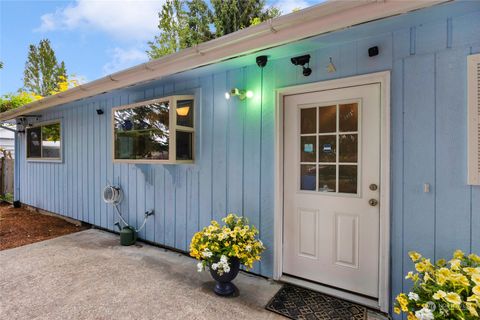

{"left": 273, "top": 71, "right": 391, "bottom": 312}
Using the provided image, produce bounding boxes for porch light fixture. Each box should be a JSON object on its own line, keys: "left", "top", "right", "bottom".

{"left": 225, "top": 88, "right": 253, "bottom": 101}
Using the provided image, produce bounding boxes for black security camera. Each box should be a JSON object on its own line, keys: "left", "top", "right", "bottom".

{"left": 256, "top": 55, "right": 268, "bottom": 68}
{"left": 303, "top": 67, "right": 312, "bottom": 76}
{"left": 291, "top": 54, "right": 312, "bottom": 77}
{"left": 291, "top": 54, "right": 310, "bottom": 66}
{"left": 368, "top": 46, "right": 379, "bottom": 57}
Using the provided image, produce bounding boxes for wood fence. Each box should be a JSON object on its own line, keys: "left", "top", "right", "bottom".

{"left": 0, "top": 157, "right": 14, "bottom": 199}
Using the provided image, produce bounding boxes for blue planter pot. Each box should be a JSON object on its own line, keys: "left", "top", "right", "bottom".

{"left": 209, "top": 257, "right": 240, "bottom": 296}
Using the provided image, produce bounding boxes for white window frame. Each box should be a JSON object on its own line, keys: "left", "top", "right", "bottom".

{"left": 25, "top": 120, "right": 63, "bottom": 162}
{"left": 112, "top": 95, "right": 195, "bottom": 164}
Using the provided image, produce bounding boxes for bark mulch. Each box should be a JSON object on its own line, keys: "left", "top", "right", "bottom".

{"left": 0, "top": 203, "right": 88, "bottom": 250}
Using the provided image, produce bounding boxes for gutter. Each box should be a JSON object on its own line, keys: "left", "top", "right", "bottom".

{"left": 0, "top": 0, "right": 449, "bottom": 121}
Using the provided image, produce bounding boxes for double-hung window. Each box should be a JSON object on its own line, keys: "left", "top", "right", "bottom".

{"left": 26, "top": 121, "right": 62, "bottom": 161}
{"left": 112, "top": 95, "right": 195, "bottom": 163}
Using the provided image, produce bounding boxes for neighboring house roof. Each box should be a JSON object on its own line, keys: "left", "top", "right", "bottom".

{"left": 0, "top": 0, "right": 449, "bottom": 121}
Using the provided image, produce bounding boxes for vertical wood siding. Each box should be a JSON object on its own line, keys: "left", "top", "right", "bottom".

{"left": 16, "top": 2, "right": 480, "bottom": 317}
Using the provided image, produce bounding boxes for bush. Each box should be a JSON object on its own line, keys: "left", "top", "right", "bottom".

{"left": 395, "top": 250, "right": 480, "bottom": 319}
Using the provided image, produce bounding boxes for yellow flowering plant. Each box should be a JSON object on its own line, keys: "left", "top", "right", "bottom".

{"left": 394, "top": 250, "right": 480, "bottom": 320}
{"left": 190, "top": 214, "right": 265, "bottom": 275}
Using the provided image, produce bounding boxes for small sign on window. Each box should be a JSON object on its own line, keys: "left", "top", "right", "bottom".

{"left": 304, "top": 143, "right": 314, "bottom": 153}
{"left": 322, "top": 144, "right": 332, "bottom": 153}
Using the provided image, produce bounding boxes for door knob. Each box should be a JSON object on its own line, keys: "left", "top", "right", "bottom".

{"left": 369, "top": 199, "right": 378, "bottom": 207}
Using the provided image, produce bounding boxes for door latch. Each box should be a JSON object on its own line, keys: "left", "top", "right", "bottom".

{"left": 369, "top": 199, "right": 378, "bottom": 207}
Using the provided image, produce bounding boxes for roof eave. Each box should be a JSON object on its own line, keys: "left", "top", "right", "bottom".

{"left": 0, "top": 0, "right": 450, "bottom": 121}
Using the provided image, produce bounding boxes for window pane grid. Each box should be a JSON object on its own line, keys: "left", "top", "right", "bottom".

{"left": 299, "top": 102, "right": 359, "bottom": 194}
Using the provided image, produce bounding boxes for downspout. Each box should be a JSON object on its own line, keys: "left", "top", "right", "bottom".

{"left": 13, "top": 130, "right": 20, "bottom": 207}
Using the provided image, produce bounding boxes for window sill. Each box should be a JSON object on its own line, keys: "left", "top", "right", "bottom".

{"left": 26, "top": 158, "right": 63, "bottom": 163}
{"left": 113, "top": 159, "right": 194, "bottom": 165}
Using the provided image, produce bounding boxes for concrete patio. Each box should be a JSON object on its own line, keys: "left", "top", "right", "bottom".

{"left": 0, "top": 229, "right": 283, "bottom": 320}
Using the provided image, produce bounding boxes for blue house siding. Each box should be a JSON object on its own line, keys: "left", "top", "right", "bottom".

{"left": 16, "top": 1, "right": 480, "bottom": 315}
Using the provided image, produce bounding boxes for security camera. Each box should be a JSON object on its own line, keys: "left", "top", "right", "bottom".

{"left": 256, "top": 55, "right": 268, "bottom": 68}
{"left": 303, "top": 67, "right": 312, "bottom": 76}
{"left": 291, "top": 54, "right": 312, "bottom": 77}
{"left": 291, "top": 54, "right": 311, "bottom": 66}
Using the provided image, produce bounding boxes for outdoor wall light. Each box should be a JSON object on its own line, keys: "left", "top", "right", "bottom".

{"left": 225, "top": 88, "right": 253, "bottom": 101}
{"left": 291, "top": 54, "right": 312, "bottom": 77}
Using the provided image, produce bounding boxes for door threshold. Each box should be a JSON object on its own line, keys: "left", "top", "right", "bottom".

{"left": 280, "top": 275, "right": 380, "bottom": 310}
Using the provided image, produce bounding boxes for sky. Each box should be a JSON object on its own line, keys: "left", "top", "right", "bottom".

{"left": 0, "top": 0, "right": 322, "bottom": 95}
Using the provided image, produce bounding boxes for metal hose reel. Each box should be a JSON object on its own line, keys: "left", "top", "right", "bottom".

{"left": 102, "top": 184, "right": 154, "bottom": 246}
{"left": 102, "top": 185, "right": 123, "bottom": 204}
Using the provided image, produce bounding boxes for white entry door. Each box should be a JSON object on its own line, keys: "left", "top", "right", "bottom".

{"left": 283, "top": 83, "right": 381, "bottom": 298}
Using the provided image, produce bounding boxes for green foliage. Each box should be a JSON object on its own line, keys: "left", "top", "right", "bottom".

{"left": 185, "top": 0, "right": 214, "bottom": 46}
{"left": 0, "top": 193, "right": 13, "bottom": 204}
{"left": 42, "top": 123, "right": 61, "bottom": 143}
{"left": 211, "top": 0, "right": 280, "bottom": 36}
{"left": 146, "top": 0, "right": 187, "bottom": 59}
{"left": 0, "top": 92, "right": 40, "bottom": 113}
{"left": 0, "top": 61, "right": 3, "bottom": 69}
{"left": 147, "top": 0, "right": 280, "bottom": 60}
{"left": 23, "top": 39, "right": 67, "bottom": 96}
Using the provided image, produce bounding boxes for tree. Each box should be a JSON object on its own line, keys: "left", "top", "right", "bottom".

{"left": 147, "top": 0, "right": 186, "bottom": 59}
{"left": 185, "top": 0, "right": 214, "bottom": 46}
{"left": 211, "top": 0, "right": 280, "bottom": 37}
{"left": 146, "top": 0, "right": 280, "bottom": 60}
{"left": 0, "top": 92, "right": 39, "bottom": 113}
{"left": 0, "top": 76, "right": 78, "bottom": 113}
{"left": 23, "top": 39, "right": 67, "bottom": 96}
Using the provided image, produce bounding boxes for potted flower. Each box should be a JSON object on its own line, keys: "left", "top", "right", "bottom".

{"left": 394, "top": 250, "right": 480, "bottom": 319}
{"left": 190, "top": 213, "right": 265, "bottom": 296}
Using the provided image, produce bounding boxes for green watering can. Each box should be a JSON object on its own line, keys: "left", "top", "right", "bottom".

{"left": 115, "top": 223, "right": 137, "bottom": 246}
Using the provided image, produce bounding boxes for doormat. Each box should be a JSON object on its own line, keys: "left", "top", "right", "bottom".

{"left": 265, "top": 284, "right": 367, "bottom": 320}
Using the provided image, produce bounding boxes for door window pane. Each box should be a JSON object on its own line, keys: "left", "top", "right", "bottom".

{"left": 27, "top": 127, "right": 41, "bottom": 158}
{"left": 41, "top": 123, "right": 61, "bottom": 158}
{"left": 318, "top": 135, "right": 336, "bottom": 162}
{"left": 339, "top": 103, "right": 358, "bottom": 132}
{"left": 176, "top": 131, "right": 193, "bottom": 160}
{"left": 300, "top": 165, "right": 316, "bottom": 191}
{"left": 300, "top": 136, "right": 316, "bottom": 162}
{"left": 318, "top": 165, "right": 336, "bottom": 192}
{"left": 114, "top": 101, "right": 170, "bottom": 160}
{"left": 301, "top": 108, "right": 316, "bottom": 134}
{"left": 339, "top": 134, "right": 358, "bottom": 163}
{"left": 339, "top": 165, "right": 357, "bottom": 194}
{"left": 176, "top": 99, "right": 194, "bottom": 127}
{"left": 318, "top": 105, "right": 336, "bottom": 133}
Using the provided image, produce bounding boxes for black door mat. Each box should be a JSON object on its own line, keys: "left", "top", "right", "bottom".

{"left": 266, "top": 284, "right": 367, "bottom": 320}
